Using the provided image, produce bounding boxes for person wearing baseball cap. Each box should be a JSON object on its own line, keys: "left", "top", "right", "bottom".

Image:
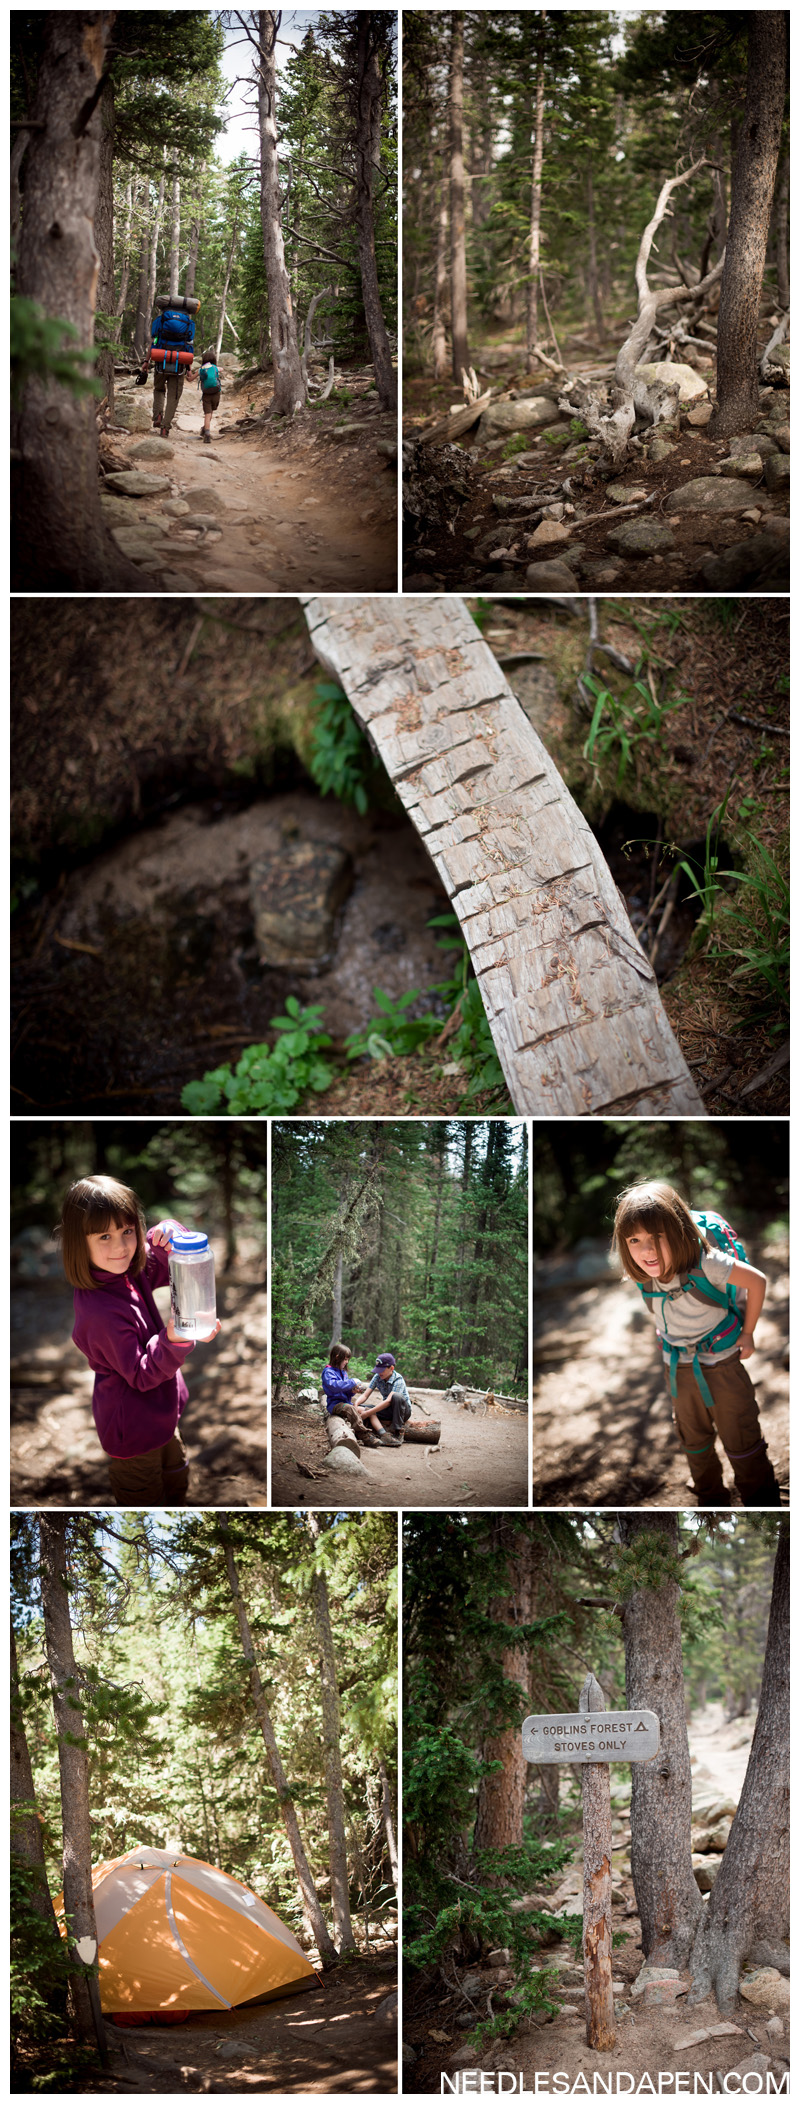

{"left": 356, "top": 1352, "right": 413, "bottom": 1446}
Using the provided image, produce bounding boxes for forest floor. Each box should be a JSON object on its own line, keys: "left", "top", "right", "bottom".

{"left": 402, "top": 327, "right": 789, "bottom": 594}
{"left": 16, "top": 1953, "right": 398, "bottom": 2094}
{"left": 472, "top": 594, "right": 789, "bottom": 1114}
{"left": 10, "top": 1268, "right": 267, "bottom": 1508}
{"left": 104, "top": 363, "right": 396, "bottom": 592}
{"left": 271, "top": 1399, "right": 529, "bottom": 1511}
{"left": 533, "top": 1228, "right": 789, "bottom": 1507}
{"left": 406, "top": 1707, "right": 790, "bottom": 2095}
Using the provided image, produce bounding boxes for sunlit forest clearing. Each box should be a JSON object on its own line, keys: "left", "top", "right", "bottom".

{"left": 12, "top": 1511, "right": 398, "bottom": 2094}
{"left": 403, "top": 11, "right": 789, "bottom": 595}
{"left": 271, "top": 1120, "right": 529, "bottom": 1511}
{"left": 12, "top": 11, "right": 397, "bottom": 593}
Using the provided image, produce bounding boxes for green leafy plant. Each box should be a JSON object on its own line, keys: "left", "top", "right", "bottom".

{"left": 677, "top": 799, "right": 788, "bottom": 1019}
{"left": 470, "top": 598, "right": 495, "bottom": 633}
{"left": 501, "top": 433, "right": 530, "bottom": 459}
{"left": 307, "top": 680, "right": 375, "bottom": 813}
{"left": 11, "top": 297, "right": 103, "bottom": 406}
{"left": 180, "top": 998, "right": 334, "bottom": 1115}
{"left": 582, "top": 668, "right": 690, "bottom": 788}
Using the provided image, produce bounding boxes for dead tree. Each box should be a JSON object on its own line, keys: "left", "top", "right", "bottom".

{"left": 560, "top": 161, "right": 725, "bottom": 465}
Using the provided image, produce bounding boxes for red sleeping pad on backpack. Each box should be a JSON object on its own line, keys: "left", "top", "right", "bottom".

{"left": 151, "top": 348, "right": 194, "bottom": 370}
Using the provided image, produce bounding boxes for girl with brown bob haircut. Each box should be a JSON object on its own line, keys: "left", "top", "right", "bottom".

{"left": 57, "top": 1176, "right": 148, "bottom": 1290}
{"left": 612, "top": 1181, "right": 704, "bottom": 1283}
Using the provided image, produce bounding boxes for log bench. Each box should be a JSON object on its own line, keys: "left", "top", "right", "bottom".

{"left": 301, "top": 594, "right": 704, "bottom": 1118}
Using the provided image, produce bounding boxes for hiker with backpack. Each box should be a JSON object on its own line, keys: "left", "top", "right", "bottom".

{"left": 135, "top": 294, "right": 199, "bottom": 437}
{"left": 198, "top": 347, "right": 222, "bottom": 444}
{"left": 612, "top": 1180, "right": 780, "bottom": 1508}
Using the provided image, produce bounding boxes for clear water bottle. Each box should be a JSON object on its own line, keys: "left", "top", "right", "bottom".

{"left": 168, "top": 1231, "right": 217, "bottom": 1340}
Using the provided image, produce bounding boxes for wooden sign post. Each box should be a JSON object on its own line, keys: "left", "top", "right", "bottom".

{"left": 522, "top": 1674, "right": 660, "bottom": 2053}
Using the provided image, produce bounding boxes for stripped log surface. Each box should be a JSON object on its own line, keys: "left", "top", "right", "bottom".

{"left": 325, "top": 1416, "right": 361, "bottom": 1458}
{"left": 302, "top": 595, "right": 704, "bottom": 1117}
{"left": 401, "top": 1419, "right": 441, "bottom": 1446}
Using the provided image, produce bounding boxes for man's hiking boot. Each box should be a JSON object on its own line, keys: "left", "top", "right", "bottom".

{"left": 202, "top": 430, "right": 212, "bottom": 443}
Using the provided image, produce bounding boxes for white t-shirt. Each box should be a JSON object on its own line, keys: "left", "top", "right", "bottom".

{"left": 639, "top": 1248, "right": 744, "bottom": 1364}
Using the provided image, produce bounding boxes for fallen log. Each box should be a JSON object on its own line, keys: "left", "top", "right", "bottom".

{"left": 402, "top": 1419, "right": 441, "bottom": 1445}
{"left": 415, "top": 391, "right": 492, "bottom": 446}
{"left": 325, "top": 1415, "right": 361, "bottom": 1458}
{"left": 301, "top": 595, "right": 704, "bottom": 1117}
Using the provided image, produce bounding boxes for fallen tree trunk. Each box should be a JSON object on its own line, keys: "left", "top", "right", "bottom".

{"left": 416, "top": 390, "right": 492, "bottom": 445}
{"left": 301, "top": 595, "right": 705, "bottom": 1117}
{"left": 402, "top": 1419, "right": 441, "bottom": 1445}
{"left": 325, "top": 1416, "right": 361, "bottom": 1458}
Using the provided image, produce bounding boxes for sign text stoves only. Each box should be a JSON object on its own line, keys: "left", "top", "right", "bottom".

{"left": 522, "top": 1674, "right": 660, "bottom": 2053}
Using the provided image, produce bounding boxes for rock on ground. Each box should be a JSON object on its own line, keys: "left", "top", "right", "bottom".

{"left": 607, "top": 519, "right": 676, "bottom": 553}
{"left": 130, "top": 437, "right": 175, "bottom": 461}
{"left": 635, "top": 360, "right": 708, "bottom": 402}
{"left": 250, "top": 838, "right": 354, "bottom": 967}
{"left": 523, "top": 559, "right": 581, "bottom": 589}
{"left": 480, "top": 397, "right": 556, "bottom": 435}
{"left": 763, "top": 454, "right": 789, "bottom": 492}
{"left": 104, "top": 470, "right": 172, "bottom": 498}
{"left": 665, "top": 476, "right": 768, "bottom": 513}
{"left": 320, "top": 1446, "right": 369, "bottom": 1476}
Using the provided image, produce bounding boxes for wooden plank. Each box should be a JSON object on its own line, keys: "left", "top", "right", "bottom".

{"left": 414, "top": 390, "right": 492, "bottom": 445}
{"left": 301, "top": 595, "right": 705, "bottom": 1117}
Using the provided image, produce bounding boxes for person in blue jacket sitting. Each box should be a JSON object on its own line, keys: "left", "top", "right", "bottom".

{"left": 322, "top": 1343, "right": 381, "bottom": 1448}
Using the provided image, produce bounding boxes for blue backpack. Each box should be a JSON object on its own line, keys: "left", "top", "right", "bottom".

{"left": 637, "top": 1209, "right": 748, "bottom": 1409}
{"left": 156, "top": 309, "right": 195, "bottom": 348}
{"left": 200, "top": 361, "right": 220, "bottom": 391}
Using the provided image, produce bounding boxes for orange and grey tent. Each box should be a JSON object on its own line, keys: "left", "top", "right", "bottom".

{"left": 72, "top": 1847, "right": 320, "bottom": 2014}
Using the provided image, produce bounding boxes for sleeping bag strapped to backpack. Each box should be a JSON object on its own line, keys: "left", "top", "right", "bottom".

{"left": 636, "top": 1209, "right": 748, "bottom": 1409}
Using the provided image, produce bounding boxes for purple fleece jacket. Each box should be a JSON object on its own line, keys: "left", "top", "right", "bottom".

{"left": 72, "top": 1224, "right": 194, "bottom": 1459}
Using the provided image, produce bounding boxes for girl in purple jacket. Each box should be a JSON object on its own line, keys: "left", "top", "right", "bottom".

{"left": 58, "top": 1175, "right": 221, "bottom": 1506}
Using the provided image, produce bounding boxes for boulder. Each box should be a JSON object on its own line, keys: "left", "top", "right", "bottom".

{"left": 692, "top": 1855, "right": 722, "bottom": 1893}
{"left": 635, "top": 360, "right": 708, "bottom": 402}
{"left": 739, "top": 1968, "right": 790, "bottom": 2013}
{"left": 606, "top": 482, "right": 649, "bottom": 504}
{"left": 763, "top": 454, "right": 789, "bottom": 493}
{"left": 250, "top": 838, "right": 353, "bottom": 969}
{"left": 523, "top": 559, "right": 580, "bottom": 590}
{"left": 320, "top": 1446, "right": 368, "bottom": 1477}
{"left": 665, "top": 476, "right": 760, "bottom": 513}
{"left": 631, "top": 1964, "right": 684, "bottom": 2006}
{"left": 772, "top": 424, "right": 790, "bottom": 453}
{"left": 691, "top": 1819, "right": 732, "bottom": 1852}
{"left": 686, "top": 401, "right": 714, "bottom": 427}
{"left": 699, "top": 521, "right": 789, "bottom": 590}
{"left": 332, "top": 423, "right": 364, "bottom": 441}
{"left": 110, "top": 528, "right": 166, "bottom": 569}
{"left": 114, "top": 393, "right": 154, "bottom": 434}
{"left": 607, "top": 519, "right": 676, "bottom": 554}
{"left": 376, "top": 439, "right": 398, "bottom": 461}
{"left": 130, "top": 437, "right": 175, "bottom": 461}
{"left": 185, "top": 484, "right": 227, "bottom": 513}
{"left": 162, "top": 499, "right": 192, "bottom": 517}
{"left": 480, "top": 397, "right": 556, "bottom": 435}
{"left": 104, "top": 471, "right": 172, "bottom": 498}
{"left": 527, "top": 520, "right": 571, "bottom": 548}
{"left": 100, "top": 494, "right": 150, "bottom": 527}
{"left": 718, "top": 454, "right": 763, "bottom": 478}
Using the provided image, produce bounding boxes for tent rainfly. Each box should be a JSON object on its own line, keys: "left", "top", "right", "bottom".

{"left": 61, "top": 1847, "right": 320, "bottom": 2014}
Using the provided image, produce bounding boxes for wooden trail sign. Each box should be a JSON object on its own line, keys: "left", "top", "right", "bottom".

{"left": 301, "top": 594, "right": 705, "bottom": 1118}
{"left": 523, "top": 1674, "right": 660, "bottom": 2053}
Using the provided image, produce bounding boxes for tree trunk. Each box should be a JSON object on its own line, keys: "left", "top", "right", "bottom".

{"left": 147, "top": 164, "right": 166, "bottom": 318}
{"left": 11, "top": 127, "right": 30, "bottom": 257}
{"left": 219, "top": 1516, "right": 338, "bottom": 1965}
{"left": 133, "top": 217, "right": 150, "bottom": 363}
{"left": 332, "top": 1251, "right": 343, "bottom": 1347}
{"left": 353, "top": 16, "right": 397, "bottom": 413}
{"left": 168, "top": 150, "right": 181, "bottom": 299}
{"left": 526, "top": 12, "right": 546, "bottom": 364}
{"left": 618, "top": 1514, "right": 702, "bottom": 1969}
{"left": 215, "top": 208, "right": 240, "bottom": 360}
{"left": 326, "top": 1415, "right": 361, "bottom": 1457}
{"left": 11, "top": 11, "right": 144, "bottom": 591}
{"left": 377, "top": 1756, "right": 398, "bottom": 1892}
{"left": 95, "top": 68, "right": 115, "bottom": 414}
{"left": 449, "top": 13, "right": 469, "bottom": 381}
{"left": 580, "top": 1673, "right": 615, "bottom": 2051}
{"left": 430, "top": 171, "right": 450, "bottom": 380}
{"left": 586, "top": 163, "right": 604, "bottom": 337}
{"left": 472, "top": 1519, "right": 532, "bottom": 1853}
{"left": 39, "top": 1516, "right": 103, "bottom": 2045}
{"left": 689, "top": 1519, "right": 789, "bottom": 2011}
{"left": 307, "top": 1514, "right": 356, "bottom": 1954}
{"left": 713, "top": 12, "right": 787, "bottom": 435}
{"left": 11, "top": 1616, "right": 64, "bottom": 1952}
{"left": 401, "top": 1419, "right": 441, "bottom": 1445}
{"left": 772, "top": 148, "right": 790, "bottom": 310}
{"left": 184, "top": 178, "right": 204, "bottom": 300}
{"left": 256, "top": 11, "right": 305, "bottom": 414}
{"left": 112, "top": 175, "right": 136, "bottom": 343}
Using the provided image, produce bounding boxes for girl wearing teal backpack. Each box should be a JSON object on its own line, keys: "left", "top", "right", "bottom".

{"left": 612, "top": 1180, "right": 780, "bottom": 1508}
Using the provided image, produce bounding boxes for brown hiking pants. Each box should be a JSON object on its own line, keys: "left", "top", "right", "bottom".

{"left": 670, "top": 1355, "right": 778, "bottom": 1504}
{"left": 107, "top": 1431, "right": 189, "bottom": 1507}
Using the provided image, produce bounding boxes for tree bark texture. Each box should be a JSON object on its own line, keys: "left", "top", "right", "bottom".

{"left": 431, "top": 172, "right": 450, "bottom": 380}
{"left": 133, "top": 219, "right": 150, "bottom": 362}
{"left": 619, "top": 1514, "right": 702, "bottom": 1969}
{"left": 219, "top": 1517, "right": 338, "bottom": 1965}
{"left": 689, "top": 1519, "right": 789, "bottom": 2011}
{"left": 449, "top": 13, "right": 469, "bottom": 381}
{"left": 713, "top": 13, "right": 787, "bottom": 435}
{"left": 326, "top": 1415, "right": 361, "bottom": 1457}
{"left": 215, "top": 208, "right": 240, "bottom": 359}
{"left": 772, "top": 148, "right": 790, "bottom": 310}
{"left": 11, "top": 1615, "right": 64, "bottom": 1950}
{"left": 332, "top": 1251, "right": 343, "bottom": 1349}
{"left": 256, "top": 11, "right": 305, "bottom": 413}
{"left": 11, "top": 11, "right": 144, "bottom": 592}
{"left": 526, "top": 13, "right": 546, "bottom": 362}
{"left": 95, "top": 69, "right": 115, "bottom": 413}
{"left": 112, "top": 174, "right": 136, "bottom": 343}
{"left": 307, "top": 1515, "right": 357, "bottom": 1954}
{"left": 147, "top": 164, "right": 166, "bottom": 320}
{"left": 378, "top": 1756, "right": 399, "bottom": 1892}
{"left": 39, "top": 1516, "right": 101, "bottom": 2042}
{"left": 580, "top": 1673, "right": 615, "bottom": 2051}
{"left": 168, "top": 150, "right": 181, "bottom": 299}
{"left": 301, "top": 595, "right": 705, "bottom": 1119}
{"left": 472, "top": 1519, "right": 532, "bottom": 1853}
{"left": 353, "top": 16, "right": 397, "bottom": 413}
{"left": 401, "top": 1419, "right": 441, "bottom": 1445}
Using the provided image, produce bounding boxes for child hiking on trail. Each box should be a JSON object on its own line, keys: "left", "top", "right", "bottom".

{"left": 57, "top": 1175, "right": 221, "bottom": 1507}
{"left": 612, "top": 1180, "right": 780, "bottom": 1508}
{"left": 321, "top": 1342, "right": 382, "bottom": 1448}
{"left": 198, "top": 347, "right": 222, "bottom": 443}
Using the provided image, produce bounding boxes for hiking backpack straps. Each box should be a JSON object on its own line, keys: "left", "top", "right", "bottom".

{"left": 637, "top": 1209, "right": 747, "bottom": 1409}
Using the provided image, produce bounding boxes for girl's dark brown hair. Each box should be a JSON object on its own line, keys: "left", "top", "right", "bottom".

{"left": 329, "top": 1342, "right": 351, "bottom": 1369}
{"left": 56, "top": 1176, "right": 148, "bottom": 1290}
{"left": 612, "top": 1181, "right": 705, "bottom": 1283}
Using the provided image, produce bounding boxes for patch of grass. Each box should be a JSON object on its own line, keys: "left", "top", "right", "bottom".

{"left": 677, "top": 798, "right": 789, "bottom": 1024}
{"left": 582, "top": 669, "right": 691, "bottom": 789}
{"left": 501, "top": 433, "right": 531, "bottom": 459}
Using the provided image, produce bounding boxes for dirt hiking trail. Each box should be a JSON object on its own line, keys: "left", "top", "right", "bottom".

{"left": 271, "top": 1397, "right": 529, "bottom": 1511}
{"left": 106, "top": 374, "right": 397, "bottom": 592}
{"left": 533, "top": 1229, "right": 789, "bottom": 1507}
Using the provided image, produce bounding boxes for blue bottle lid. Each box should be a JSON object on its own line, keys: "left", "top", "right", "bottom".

{"left": 170, "top": 1230, "right": 209, "bottom": 1253}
